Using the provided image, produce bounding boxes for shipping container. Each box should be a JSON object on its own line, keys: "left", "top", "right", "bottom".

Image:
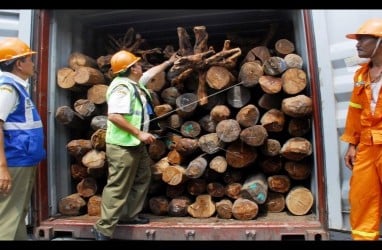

{"left": 3, "top": 9, "right": 382, "bottom": 241}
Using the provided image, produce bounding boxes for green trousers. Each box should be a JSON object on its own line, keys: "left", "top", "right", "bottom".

{"left": 94, "top": 143, "right": 152, "bottom": 237}
{"left": 0, "top": 166, "right": 36, "bottom": 240}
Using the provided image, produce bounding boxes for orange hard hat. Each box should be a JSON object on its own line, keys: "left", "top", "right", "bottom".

{"left": 110, "top": 50, "right": 141, "bottom": 74}
{"left": 0, "top": 37, "right": 36, "bottom": 63}
{"left": 346, "top": 18, "right": 382, "bottom": 39}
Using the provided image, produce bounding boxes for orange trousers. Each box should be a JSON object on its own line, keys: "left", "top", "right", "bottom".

{"left": 349, "top": 143, "right": 382, "bottom": 240}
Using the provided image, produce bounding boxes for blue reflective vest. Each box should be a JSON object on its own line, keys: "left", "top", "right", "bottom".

{"left": 0, "top": 75, "right": 46, "bottom": 166}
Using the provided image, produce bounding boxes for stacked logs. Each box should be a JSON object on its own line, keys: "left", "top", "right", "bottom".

{"left": 56, "top": 26, "right": 314, "bottom": 220}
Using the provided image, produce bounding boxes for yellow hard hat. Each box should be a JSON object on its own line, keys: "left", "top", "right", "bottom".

{"left": 110, "top": 50, "right": 141, "bottom": 74}
{"left": 346, "top": 18, "right": 382, "bottom": 39}
{"left": 0, "top": 37, "right": 36, "bottom": 63}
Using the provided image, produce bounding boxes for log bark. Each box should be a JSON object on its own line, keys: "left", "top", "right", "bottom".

{"left": 232, "top": 198, "right": 258, "bottom": 220}
{"left": 193, "top": 26, "right": 208, "bottom": 54}
{"left": 240, "top": 173, "right": 268, "bottom": 204}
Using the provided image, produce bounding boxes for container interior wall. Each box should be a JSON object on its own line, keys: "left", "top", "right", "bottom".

{"left": 47, "top": 9, "right": 319, "bottom": 219}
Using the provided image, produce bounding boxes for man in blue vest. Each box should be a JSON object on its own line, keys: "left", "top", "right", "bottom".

{"left": 0, "top": 37, "right": 46, "bottom": 240}
{"left": 92, "top": 50, "right": 178, "bottom": 240}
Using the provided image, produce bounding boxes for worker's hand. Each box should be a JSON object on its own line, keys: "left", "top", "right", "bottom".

{"left": 137, "top": 131, "right": 156, "bottom": 145}
{"left": 0, "top": 166, "right": 11, "bottom": 195}
{"left": 168, "top": 52, "right": 180, "bottom": 64}
{"left": 344, "top": 144, "right": 357, "bottom": 170}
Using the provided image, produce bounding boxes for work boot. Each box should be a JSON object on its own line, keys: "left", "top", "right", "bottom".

{"left": 118, "top": 215, "right": 150, "bottom": 224}
{"left": 91, "top": 227, "right": 111, "bottom": 240}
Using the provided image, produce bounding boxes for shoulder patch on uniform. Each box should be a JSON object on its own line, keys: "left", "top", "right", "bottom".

{"left": 0, "top": 85, "right": 14, "bottom": 93}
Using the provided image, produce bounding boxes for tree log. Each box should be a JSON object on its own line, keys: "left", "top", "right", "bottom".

{"left": 215, "top": 199, "right": 233, "bottom": 219}
{"left": 185, "top": 155, "right": 208, "bottom": 179}
{"left": 238, "top": 62, "right": 263, "bottom": 87}
{"left": 258, "top": 93, "right": 282, "bottom": 110}
{"left": 281, "top": 94, "right": 312, "bottom": 118}
{"left": 180, "top": 121, "right": 201, "bottom": 138}
{"left": 284, "top": 160, "right": 312, "bottom": 180}
{"left": 206, "top": 182, "right": 225, "bottom": 198}
{"left": 259, "top": 156, "right": 282, "bottom": 175}
{"left": 87, "top": 195, "right": 102, "bottom": 216}
{"left": 264, "top": 191, "right": 285, "bottom": 213}
{"left": 76, "top": 177, "right": 97, "bottom": 198}
{"left": 240, "top": 125, "right": 268, "bottom": 147}
{"left": 258, "top": 75, "right": 282, "bottom": 94}
{"left": 210, "top": 105, "right": 230, "bottom": 122}
{"left": 263, "top": 56, "right": 288, "bottom": 76}
{"left": 68, "top": 52, "right": 98, "bottom": 70}
{"left": 187, "top": 178, "right": 206, "bottom": 196}
{"left": 168, "top": 196, "right": 191, "bottom": 217}
{"left": 90, "top": 129, "right": 106, "bottom": 151}
{"left": 267, "top": 174, "right": 291, "bottom": 193}
{"left": 226, "top": 140, "right": 258, "bottom": 168}
{"left": 225, "top": 182, "right": 242, "bottom": 199}
{"left": 174, "top": 138, "right": 199, "bottom": 156}
{"left": 232, "top": 198, "right": 258, "bottom": 220}
{"left": 236, "top": 104, "right": 260, "bottom": 128}
{"left": 91, "top": 115, "right": 108, "bottom": 130}
{"left": 209, "top": 155, "right": 227, "bottom": 173}
{"left": 148, "top": 139, "right": 167, "bottom": 161}
{"left": 55, "top": 106, "right": 86, "bottom": 128}
{"left": 81, "top": 149, "right": 106, "bottom": 169}
{"left": 241, "top": 173, "right": 268, "bottom": 204}
{"left": 206, "top": 66, "right": 235, "bottom": 90}
{"left": 260, "top": 108, "right": 285, "bottom": 133}
{"left": 187, "top": 194, "right": 215, "bottom": 218}
{"left": 216, "top": 119, "right": 241, "bottom": 143}
{"left": 58, "top": 193, "right": 87, "bottom": 216}
{"left": 74, "top": 99, "right": 101, "bottom": 118}
{"left": 161, "top": 86, "right": 180, "bottom": 106}
{"left": 281, "top": 68, "right": 307, "bottom": 95}
{"left": 162, "top": 164, "right": 187, "bottom": 186}
{"left": 87, "top": 84, "right": 108, "bottom": 105}
{"left": 199, "top": 115, "right": 217, "bottom": 133}
{"left": 198, "top": 133, "right": 225, "bottom": 154}
{"left": 149, "top": 196, "right": 169, "bottom": 215}
{"left": 284, "top": 53, "right": 303, "bottom": 69}
{"left": 260, "top": 139, "right": 281, "bottom": 157}
{"left": 275, "top": 38, "right": 295, "bottom": 56}
{"left": 280, "top": 137, "right": 312, "bottom": 161}
{"left": 74, "top": 66, "right": 106, "bottom": 85}
{"left": 288, "top": 117, "right": 311, "bottom": 137}
{"left": 66, "top": 139, "right": 92, "bottom": 160}
{"left": 57, "top": 67, "right": 84, "bottom": 92}
{"left": 70, "top": 163, "right": 88, "bottom": 180}
{"left": 285, "top": 186, "right": 313, "bottom": 216}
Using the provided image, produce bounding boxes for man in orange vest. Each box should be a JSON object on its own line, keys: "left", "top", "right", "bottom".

{"left": 341, "top": 18, "right": 382, "bottom": 240}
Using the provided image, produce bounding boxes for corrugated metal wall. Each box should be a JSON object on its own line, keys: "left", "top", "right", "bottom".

{"left": 312, "top": 10, "right": 382, "bottom": 232}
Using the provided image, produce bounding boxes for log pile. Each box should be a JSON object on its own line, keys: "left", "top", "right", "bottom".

{"left": 56, "top": 25, "right": 314, "bottom": 220}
